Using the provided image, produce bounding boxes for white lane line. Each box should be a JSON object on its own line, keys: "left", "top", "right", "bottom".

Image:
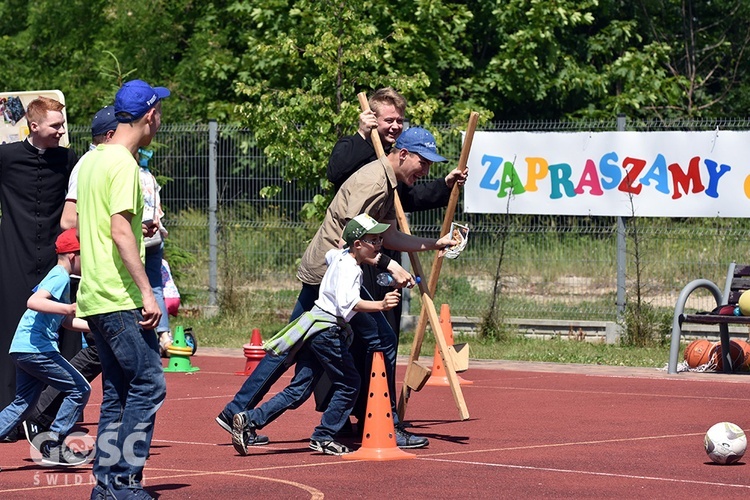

{"left": 421, "top": 457, "right": 750, "bottom": 489}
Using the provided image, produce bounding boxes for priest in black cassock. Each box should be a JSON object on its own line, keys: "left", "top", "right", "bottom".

{"left": 0, "top": 96, "right": 77, "bottom": 441}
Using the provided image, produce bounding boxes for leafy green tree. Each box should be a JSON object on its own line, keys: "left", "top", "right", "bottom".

{"left": 632, "top": 0, "right": 750, "bottom": 118}
{"left": 229, "top": 0, "right": 479, "bottom": 218}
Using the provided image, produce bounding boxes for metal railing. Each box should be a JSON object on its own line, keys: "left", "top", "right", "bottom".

{"left": 55, "top": 118, "right": 750, "bottom": 324}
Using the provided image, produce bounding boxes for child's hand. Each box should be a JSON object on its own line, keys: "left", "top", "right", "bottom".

{"left": 389, "top": 264, "right": 414, "bottom": 288}
{"left": 381, "top": 290, "right": 401, "bottom": 311}
{"left": 142, "top": 220, "right": 159, "bottom": 237}
{"left": 66, "top": 303, "right": 77, "bottom": 316}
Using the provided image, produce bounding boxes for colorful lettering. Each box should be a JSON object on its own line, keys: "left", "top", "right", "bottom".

{"left": 668, "top": 157, "right": 705, "bottom": 200}
{"left": 548, "top": 163, "right": 576, "bottom": 199}
{"left": 574, "top": 159, "right": 604, "bottom": 195}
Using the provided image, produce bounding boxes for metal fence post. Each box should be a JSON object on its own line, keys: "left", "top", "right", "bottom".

{"left": 208, "top": 120, "right": 218, "bottom": 307}
{"left": 616, "top": 114, "right": 627, "bottom": 319}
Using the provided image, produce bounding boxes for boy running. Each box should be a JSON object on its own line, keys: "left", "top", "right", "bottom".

{"left": 232, "top": 214, "right": 399, "bottom": 456}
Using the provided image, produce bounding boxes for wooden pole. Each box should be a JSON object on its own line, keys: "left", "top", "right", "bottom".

{"left": 398, "top": 112, "right": 479, "bottom": 419}
{"left": 357, "top": 93, "right": 469, "bottom": 420}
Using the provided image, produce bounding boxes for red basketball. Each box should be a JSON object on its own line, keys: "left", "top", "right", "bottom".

{"left": 684, "top": 339, "right": 713, "bottom": 367}
{"left": 709, "top": 340, "right": 746, "bottom": 372}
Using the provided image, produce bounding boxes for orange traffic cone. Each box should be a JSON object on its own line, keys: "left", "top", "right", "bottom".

{"left": 425, "top": 304, "right": 472, "bottom": 386}
{"left": 343, "top": 352, "right": 415, "bottom": 461}
{"left": 236, "top": 328, "right": 265, "bottom": 376}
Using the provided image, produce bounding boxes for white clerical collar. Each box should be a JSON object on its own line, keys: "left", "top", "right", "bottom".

{"left": 26, "top": 138, "right": 46, "bottom": 154}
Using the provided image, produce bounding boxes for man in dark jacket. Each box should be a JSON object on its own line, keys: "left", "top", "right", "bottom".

{"left": 0, "top": 96, "right": 77, "bottom": 442}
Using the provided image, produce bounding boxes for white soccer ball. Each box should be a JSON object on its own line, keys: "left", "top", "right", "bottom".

{"left": 704, "top": 422, "right": 747, "bottom": 464}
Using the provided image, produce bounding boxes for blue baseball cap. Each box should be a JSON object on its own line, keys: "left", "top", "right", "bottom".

{"left": 114, "top": 79, "right": 170, "bottom": 123}
{"left": 90, "top": 105, "right": 118, "bottom": 137}
{"left": 395, "top": 126, "right": 447, "bottom": 163}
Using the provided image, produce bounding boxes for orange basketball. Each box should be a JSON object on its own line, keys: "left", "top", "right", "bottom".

{"left": 733, "top": 340, "right": 750, "bottom": 372}
{"left": 684, "top": 339, "right": 713, "bottom": 367}
{"left": 709, "top": 340, "right": 746, "bottom": 372}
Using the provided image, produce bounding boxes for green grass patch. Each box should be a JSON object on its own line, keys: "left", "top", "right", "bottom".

{"left": 398, "top": 332, "right": 671, "bottom": 368}
{"left": 176, "top": 303, "right": 672, "bottom": 368}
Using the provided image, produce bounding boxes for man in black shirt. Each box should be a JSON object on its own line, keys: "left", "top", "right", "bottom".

{"left": 0, "top": 97, "right": 77, "bottom": 441}
{"left": 323, "top": 88, "right": 467, "bottom": 437}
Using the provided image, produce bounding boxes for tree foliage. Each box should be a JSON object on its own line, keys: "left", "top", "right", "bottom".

{"left": 1, "top": 0, "right": 748, "bottom": 212}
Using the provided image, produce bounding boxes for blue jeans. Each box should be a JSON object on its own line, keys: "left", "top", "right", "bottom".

{"left": 243, "top": 323, "right": 359, "bottom": 441}
{"left": 348, "top": 309, "right": 401, "bottom": 425}
{"left": 145, "top": 244, "right": 170, "bottom": 333}
{"left": 0, "top": 351, "right": 90, "bottom": 441}
{"left": 86, "top": 310, "right": 166, "bottom": 491}
{"left": 221, "top": 283, "right": 320, "bottom": 419}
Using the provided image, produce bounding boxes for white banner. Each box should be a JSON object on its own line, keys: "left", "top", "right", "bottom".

{"left": 463, "top": 130, "right": 750, "bottom": 217}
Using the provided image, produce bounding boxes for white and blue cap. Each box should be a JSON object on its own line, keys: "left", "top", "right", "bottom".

{"left": 395, "top": 126, "right": 447, "bottom": 163}
{"left": 115, "top": 79, "right": 170, "bottom": 123}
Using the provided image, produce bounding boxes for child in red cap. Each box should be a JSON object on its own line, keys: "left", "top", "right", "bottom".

{"left": 0, "top": 228, "right": 92, "bottom": 466}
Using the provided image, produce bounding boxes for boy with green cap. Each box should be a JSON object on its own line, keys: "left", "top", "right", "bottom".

{"left": 232, "top": 214, "right": 400, "bottom": 456}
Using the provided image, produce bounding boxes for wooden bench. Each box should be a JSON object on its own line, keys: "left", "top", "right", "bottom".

{"left": 668, "top": 263, "right": 750, "bottom": 374}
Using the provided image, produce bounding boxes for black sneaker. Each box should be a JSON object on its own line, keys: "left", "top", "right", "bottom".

{"left": 41, "top": 440, "right": 89, "bottom": 466}
{"left": 106, "top": 484, "right": 154, "bottom": 499}
{"left": 215, "top": 412, "right": 232, "bottom": 434}
{"left": 395, "top": 427, "right": 429, "bottom": 449}
{"left": 1, "top": 424, "right": 22, "bottom": 443}
{"left": 309, "top": 439, "right": 352, "bottom": 456}
{"left": 23, "top": 420, "right": 48, "bottom": 451}
{"left": 231, "top": 413, "right": 269, "bottom": 456}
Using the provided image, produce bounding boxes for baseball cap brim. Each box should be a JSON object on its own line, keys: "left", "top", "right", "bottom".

{"left": 415, "top": 149, "right": 448, "bottom": 163}
{"left": 153, "top": 87, "right": 171, "bottom": 100}
{"left": 366, "top": 222, "right": 390, "bottom": 235}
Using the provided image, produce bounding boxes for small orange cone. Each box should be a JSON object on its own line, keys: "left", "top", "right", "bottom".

{"left": 236, "top": 328, "right": 265, "bottom": 376}
{"left": 343, "top": 352, "right": 415, "bottom": 461}
{"left": 425, "top": 304, "right": 472, "bottom": 386}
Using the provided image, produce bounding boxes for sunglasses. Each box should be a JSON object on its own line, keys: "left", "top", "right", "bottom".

{"left": 361, "top": 235, "right": 383, "bottom": 245}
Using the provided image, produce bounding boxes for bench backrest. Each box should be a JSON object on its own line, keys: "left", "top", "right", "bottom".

{"left": 724, "top": 263, "right": 750, "bottom": 305}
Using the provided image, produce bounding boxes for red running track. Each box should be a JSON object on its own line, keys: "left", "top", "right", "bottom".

{"left": 2, "top": 351, "right": 750, "bottom": 498}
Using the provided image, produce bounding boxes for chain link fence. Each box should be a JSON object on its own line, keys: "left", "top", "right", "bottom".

{"left": 62, "top": 118, "right": 750, "bottom": 324}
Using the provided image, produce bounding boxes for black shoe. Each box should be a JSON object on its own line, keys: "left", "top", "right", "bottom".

{"left": 1, "top": 424, "right": 22, "bottom": 443}
{"left": 215, "top": 412, "right": 232, "bottom": 434}
{"left": 23, "top": 420, "right": 48, "bottom": 451}
{"left": 41, "top": 440, "right": 89, "bottom": 466}
{"left": 395, "top": 426, "right": 429, "bottom": 449}
{"left": 231, "top": 413, "right": 269, "bottom": 456}
{"left": 309, "top": 439, "right": 352, "bottom": 456}
{"left": 106, "top": 484, "right": 154, "bottom": 499}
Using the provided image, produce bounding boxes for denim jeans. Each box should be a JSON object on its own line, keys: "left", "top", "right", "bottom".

{"left": 28, "top": 331, "right": 101, "bottom": 429}
{"left": 348, "top": 309, "right": 401, "bottom": 426}
{"left": 0, "top": 351, "right": 91, "bottom": 440}
{"left": 243, "top": 323, "right": 359, "bottom": 441}
{"left": 86, "top": 310, "right": 166, "bottom": 491}
{"left": 221, "top": 283, "right": 320, "bottom": 419}
{"left": 145, "top": 244, "right": 170, "bottom": 333}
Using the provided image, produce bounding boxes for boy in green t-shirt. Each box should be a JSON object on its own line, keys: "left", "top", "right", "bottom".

{"left": 76, "top": 79, "right": 169, "bottom": 500}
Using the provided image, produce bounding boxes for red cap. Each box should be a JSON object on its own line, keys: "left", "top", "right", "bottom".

{"left": 55, "top": 228, "right": 80, "bottom": 254}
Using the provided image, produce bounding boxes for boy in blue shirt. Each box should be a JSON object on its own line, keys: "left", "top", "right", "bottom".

{"left": 0, "top": 228, "right": 91, "bottom": 466}
{"left": 232, "top": 214, "right": 400, "bottom": 456}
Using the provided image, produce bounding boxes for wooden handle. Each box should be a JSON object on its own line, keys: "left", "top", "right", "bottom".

{"left": 358, "top": 92, "right": 386, "bottom": 158}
